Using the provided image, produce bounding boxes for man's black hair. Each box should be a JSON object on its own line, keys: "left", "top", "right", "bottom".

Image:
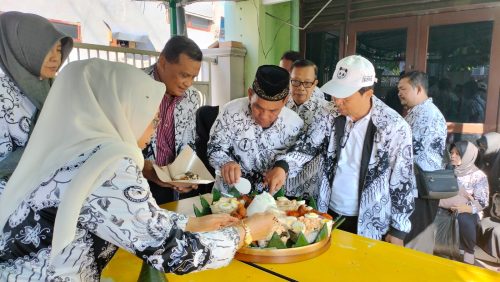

{"left": 291, "top": 59, "right": 318, "bottom": 78}
{"left": 161, "top": 35, "right": 203, "bottom": 63}
{"left": 280, "top": 50, "right": 302, "bottom": 62}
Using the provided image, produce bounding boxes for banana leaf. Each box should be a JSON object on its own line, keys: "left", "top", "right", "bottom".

{"left": 228, "top": 187, "right": 241, "bottom": 198}
{"left": 292, "top": 232, "right": 309, "bottom": 248}
{"left": 193, "top": 204, "right": 203, "bottom": 217}
{"left": 314, "top": 223, "right": 329, "bottom": 243}
{"left": 308, "top": 197, "right": 318, "bottom": 210}
{"left": 137, "top": 261, "right": 167, "bottom": 282}
{"left": 332, "top": 217, "right": 346, "bottom": 231}
{"left": 273, "top": 187, "right": 285, "bottom": 199}
{"left": 212, "top": 188, "right": 221, "bottom": 203}
{"left": 199, "top": 195, "right": 211, "bottom": 215}
{"left": 267, "top": 232, "right": 287, "bottom": 249}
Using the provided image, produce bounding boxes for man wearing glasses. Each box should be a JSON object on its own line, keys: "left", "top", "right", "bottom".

{"left": 208, "top": 65, "right": 303, "bottom": 194}
{"left": 267, "top": 55, "right": 416, "bottom": 245}
{"left": 284, "top": 60, "right": 335, "bottom": 198}
{"left": 279, "top": 51, "right": 325, "bottom": 100}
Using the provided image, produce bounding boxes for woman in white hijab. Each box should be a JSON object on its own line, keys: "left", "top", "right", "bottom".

{"left": 0, "top": 59, "right": 273, "bottom": 281}
{"left": 0, "top": 11, "right": 73, "bottom": 182}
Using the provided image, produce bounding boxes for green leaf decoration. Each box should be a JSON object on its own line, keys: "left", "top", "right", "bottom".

{"left": 332, "top": 217, "right": 346, "bottom": 231}
{"left": 267, "top": 232, "right": 287, "bottom": 249}
{"left": 292, "top": 232, "right": 310, "bottom": 248}
{"left": 228, "top": 187, "right": 241, "bottom": 198}
{"left": 315, "top": 223, "right": 329, "bottom": 243}
{"left": 212, "top": 188, "right": 221, "bottom": 203}
{"left": 193, "top": 204, "right": 203, "bottom": 217}
{"left": 137, "top": 261, "right": 167, "bottom": 282}
{"left": 273, "top": 187, "right": 285, "bottom": 199}
{"left": 200, "top": 195, "right": 210, "bottom": 209}
{"left": 250, "top": 189, "right": 259, "bottom": 197}
{"left": 333, "top": 214, "right": 343, "bottom": 223}
{"left": 308, "top": 197, "right": 318, "bottom": 210}
{"left": 297, "top": 196, "right": 303, "bottom": 201}
{"left": 202, "top": 206, "right": 211, "bottom": 215}
{"left": 199, "top": 196, "right": 212, "bottom": 215}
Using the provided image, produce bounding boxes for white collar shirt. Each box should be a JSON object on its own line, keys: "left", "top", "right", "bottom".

{"left": 329, "top": 111, "right": 372, "bottom": 216}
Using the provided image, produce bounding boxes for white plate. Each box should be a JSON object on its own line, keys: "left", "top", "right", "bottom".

{"left": 233, "top": 177, "right": 251, "bottom": 194}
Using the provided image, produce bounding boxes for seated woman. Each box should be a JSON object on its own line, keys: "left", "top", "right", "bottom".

{"left": 477, "top": 132, "right": 500, "bottom": 198}
{"left": 0, "top": 59, "right": 274, "bottom": 280}
{"left": 0, "top": 11, "right": 73, "bottom": 185}
{"left": 476, "top": 132, "right": 500, "bottom": 261}
{"left": 439, "top": 141, "right": 489, "bottom": 264}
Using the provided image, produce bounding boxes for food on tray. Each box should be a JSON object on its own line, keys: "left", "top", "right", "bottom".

{"left": 210, "top": 197, "right": 247, "bottom": 219}
{"left": 276, "top": 196, "right": 306, "bottom": 211}
{"left": 199, "top": 190, "right": 337, "bottom": 249}
{"left": 211, "top": 197, "right": 240, "bottom": 214}
{"left": 174, "top": 171, "right": 199, "bottom": 181}
{"left": 246, "top": 192, "right": 277, "bottom": 216}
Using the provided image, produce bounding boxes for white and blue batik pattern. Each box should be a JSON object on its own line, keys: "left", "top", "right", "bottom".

{"left": 142, "top": 65, "right": 201, "bottom": 161}
{"left": 285, "top": 95, "right": 336, "bottom": 197}
{"left": 279, "top": 96, "right": 416, "bottom": 240}
{"left": 405, "top": 98, "right": 447, "bottom": 171}
{"left": 0, "top": 146, "right": 240, "bottom": 281}
{"left": 0, "top": 70, "right": 37, "bottom": 194}
{"left": 208, "top": 98, "right": 303, "bottom": 193}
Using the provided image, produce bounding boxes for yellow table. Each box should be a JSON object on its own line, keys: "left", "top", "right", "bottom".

{"left": 256, "top": 230, "right": 500, "bottom": 281}
{"left": 102, "top": 194, "right": 500, "bottom": 281}
{"left": 101, "top": 249, "right": 283, "bottom": 282}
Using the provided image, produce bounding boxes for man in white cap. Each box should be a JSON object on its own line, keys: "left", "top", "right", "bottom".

{"left": 266, "top": 55, "right": 416, "bottom": 245}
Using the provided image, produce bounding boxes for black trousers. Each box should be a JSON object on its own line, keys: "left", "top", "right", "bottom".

{"left": 457, "top": 213, "right": 479, "bottom": 253}
{"left": 328, "top": 209, "right": 358, "bottom": 235}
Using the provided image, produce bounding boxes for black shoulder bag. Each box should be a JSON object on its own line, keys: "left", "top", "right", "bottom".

{"left": 414, "top": 163, "right": 459, "bottom": 199}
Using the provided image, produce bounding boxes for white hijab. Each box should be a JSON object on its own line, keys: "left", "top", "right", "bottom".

{"left": 0, "top": 59, "right": 165, "bottom": 259}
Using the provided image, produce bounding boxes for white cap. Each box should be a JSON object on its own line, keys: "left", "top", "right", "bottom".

{"left": 321, "top": 55, "right": 377, "bottom": 98}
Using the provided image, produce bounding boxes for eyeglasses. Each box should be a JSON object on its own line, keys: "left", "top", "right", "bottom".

{"left": 290, "top": 79, "right": 316, "bottom": 88}
{"left": 340, "top": 120, "right": 354, "bottom": 148}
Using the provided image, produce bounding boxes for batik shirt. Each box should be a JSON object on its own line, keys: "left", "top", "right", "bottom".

{"left": 285, "top": 96, "right": 335, "bottom": 197}
{"left": 457, "top": 170, "right": 489, "bottom": 218}
{"left": 405, "top": 98, "right": 447, "bottom": 171}
{"left": 0, "top": 70, "right": 37, "bottom": 168}
{"left": 312, "top": 86, "right": 325, "bottom": 100}
{"left": 143, "top": 65, "right": 200, "bottom": 162}
{"left": 0, "top": 146, "right": 240, "bottom": 281}
{"left": 208, "top": 98, "right": 303, "bottom": 193}
{"left": 286, "top": 95, "right": 334, "bottom": 133}
{"left": 278, "top": 96, "right": 416, "bottom": 240}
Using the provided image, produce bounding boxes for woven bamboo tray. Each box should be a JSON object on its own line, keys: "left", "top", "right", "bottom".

{"left": 234, "top": 237, "right": 331, "bottom": 264}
